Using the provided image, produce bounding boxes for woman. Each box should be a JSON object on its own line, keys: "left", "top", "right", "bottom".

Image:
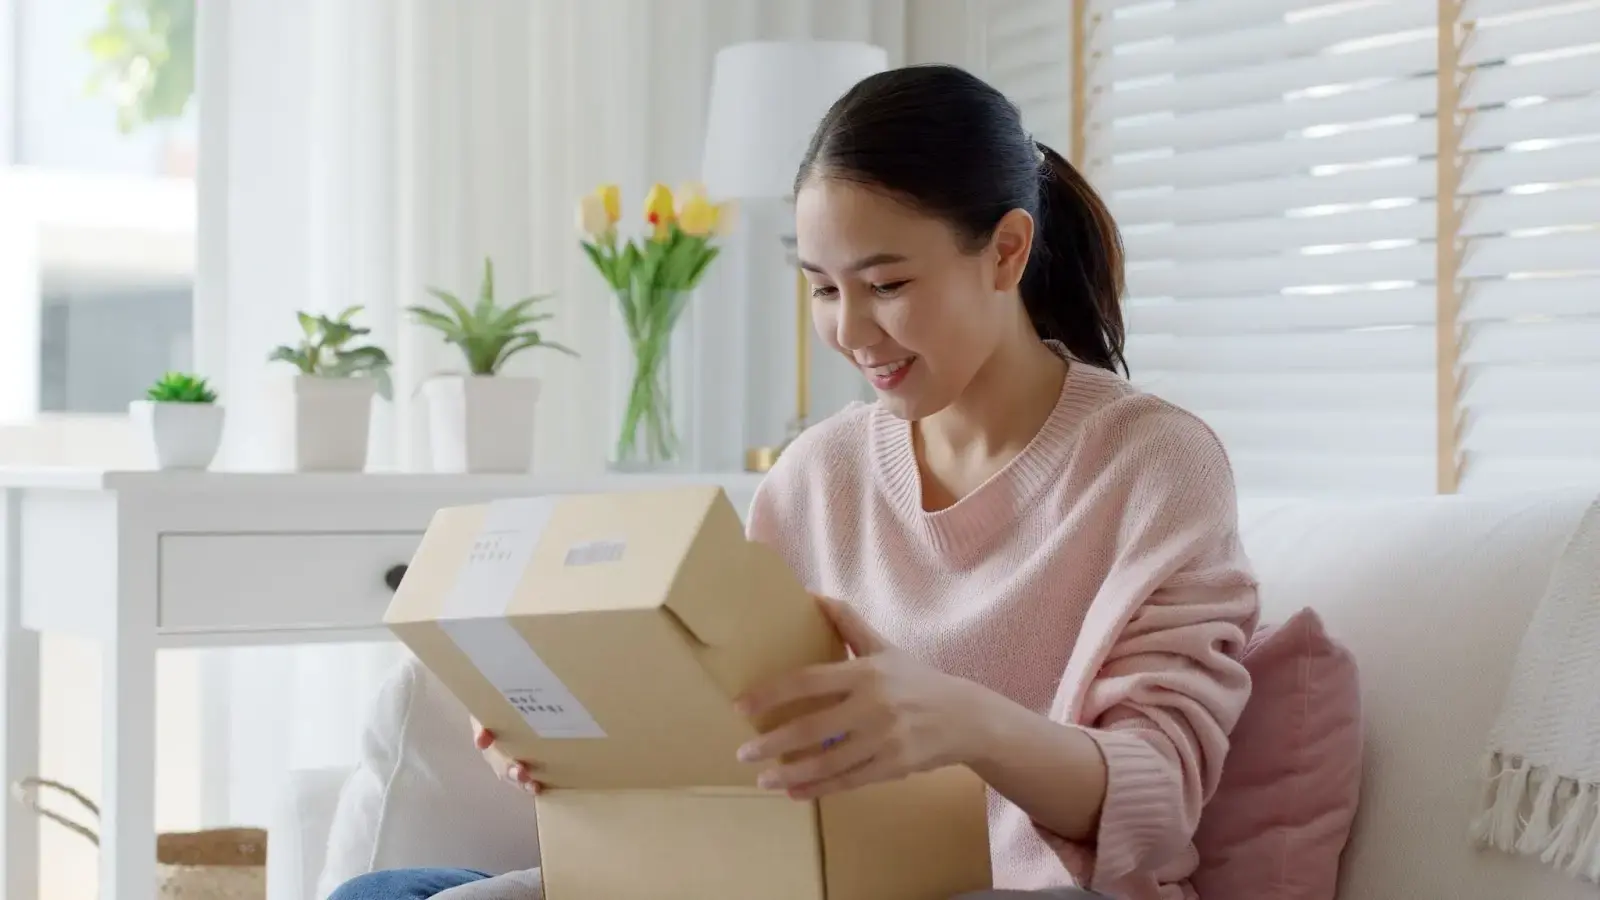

{"left": 332, "top": 63, "right": 1258, "bottom": 900}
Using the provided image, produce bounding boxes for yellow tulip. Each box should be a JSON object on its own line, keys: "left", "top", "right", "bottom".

{"left": 644, "top": 184, "right": 675, "bottom": 225}
{"left": 576, "top": 192, "right": 610, "bottom": 239}
{"left": 712, "top": 200, "right": 738, "bottom": 236}
{"left": 643, "top": 183, "right": 675, "bottom": 241}
{"left": 678, "top": 194, "right": 718, "bottom": 237}
{"left": 676, "top": 181, "right": 708, "bottom": 206}
{"left": 598, "top": 184, "right": 621, "bottom": 224}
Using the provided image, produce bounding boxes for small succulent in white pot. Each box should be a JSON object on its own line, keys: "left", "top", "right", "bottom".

{"left": 268, "top": 305, "right": 393, "bottom": 472}
{"left": 130, "top": 372, "right": 224, "bottom": 470}
{"left": 408, "top": 257, "right": 577, "bottom": 473}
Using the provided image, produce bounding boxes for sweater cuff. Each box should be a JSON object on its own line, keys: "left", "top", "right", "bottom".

{"left": 1041, "top": 727, "right": 1180, "bottom": 888}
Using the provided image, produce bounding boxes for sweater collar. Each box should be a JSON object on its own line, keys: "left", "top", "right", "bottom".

{"left": 868, "top": 343, "right": 1124, "bottom": 557}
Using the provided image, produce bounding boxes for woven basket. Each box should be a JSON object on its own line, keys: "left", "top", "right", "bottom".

{"left": 11, "top": 777, "right": 266, "bottom": 900}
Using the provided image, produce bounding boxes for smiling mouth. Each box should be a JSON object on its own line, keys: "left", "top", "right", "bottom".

{"left": 863, "top": 357, "right": 914, "bottom": 377}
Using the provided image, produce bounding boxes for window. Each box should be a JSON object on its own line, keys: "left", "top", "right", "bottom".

{"left": 2, "top": 0, "right": 196, "bottom": 430}
{"left": 980, "top": 0, "right": 1600, "bottom": 497}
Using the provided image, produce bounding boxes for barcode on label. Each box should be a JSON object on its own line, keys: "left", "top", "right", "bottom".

{"left": 564, "top": 539, "right": 626, "bottom": 567}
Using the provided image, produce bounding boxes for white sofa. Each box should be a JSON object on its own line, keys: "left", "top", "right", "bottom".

{"left": 269, "top": 489, "right": 1600, "bottom": 900}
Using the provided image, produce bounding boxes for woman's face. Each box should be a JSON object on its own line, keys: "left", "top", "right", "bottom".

{"left": 794, "top": 177, "right": 1032, "bottom": 421}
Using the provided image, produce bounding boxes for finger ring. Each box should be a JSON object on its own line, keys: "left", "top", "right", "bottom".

{"left": 822, "top": 733, "right": 847, "bottom": 749}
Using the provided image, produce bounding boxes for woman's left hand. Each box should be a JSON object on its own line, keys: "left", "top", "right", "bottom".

{"left": 734, "top": 596, "right": 991, "bottom": 800}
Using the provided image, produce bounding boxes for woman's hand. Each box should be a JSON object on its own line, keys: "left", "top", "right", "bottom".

{"left": 471, "top": 716, "right": 544, "bottom": 794}
{"left": 733, "top": 597, "right": 992, "bottom": 800}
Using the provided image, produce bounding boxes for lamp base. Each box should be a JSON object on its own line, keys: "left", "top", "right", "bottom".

{"left": 744, "top": 445, "right": 783, "bottom": 473}
{"left": 742, "top": 417, "right": 810, "bottom": 474}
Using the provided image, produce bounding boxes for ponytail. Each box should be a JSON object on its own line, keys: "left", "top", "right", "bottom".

{"left": 1022, "top": 142, "right": 1127, "bottom": 376}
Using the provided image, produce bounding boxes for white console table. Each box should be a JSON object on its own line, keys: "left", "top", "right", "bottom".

{"left": 0, "top": 468, "right": 763, "bottom": 900}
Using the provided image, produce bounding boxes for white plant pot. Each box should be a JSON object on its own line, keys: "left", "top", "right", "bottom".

{"left": 292, "top": 376, "right": 377, "bottom": 472}
{"left": 421, "top": 375, "right": 540, "bottom": 474}
{"left": 129, "top": 401, "right": 225, "bottom": 470}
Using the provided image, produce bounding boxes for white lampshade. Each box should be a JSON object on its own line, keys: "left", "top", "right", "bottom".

{"left": 700, "top": 40, "right": 890, "bottom": 200}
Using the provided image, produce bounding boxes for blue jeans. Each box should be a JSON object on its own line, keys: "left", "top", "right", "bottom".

{"left": 328, "top": 868, "right": 1110, "bottom": 900}
{"left": 327, "top": 868, "right": 490, "bottom": 900}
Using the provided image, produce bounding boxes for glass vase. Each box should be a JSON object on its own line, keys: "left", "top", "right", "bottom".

{"left": 609, "top": 288, "right": 688, "bottom": 471}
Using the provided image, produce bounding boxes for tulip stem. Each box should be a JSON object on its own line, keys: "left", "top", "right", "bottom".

{"left": 614, "top": 287, "right": 684, "bottom": 467}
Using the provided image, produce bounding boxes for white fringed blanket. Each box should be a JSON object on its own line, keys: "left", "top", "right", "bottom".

{"left": 1472, "top": 496, "right": 1600, "bottom": 882}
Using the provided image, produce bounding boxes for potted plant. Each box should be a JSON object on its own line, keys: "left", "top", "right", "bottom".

{"left": 408, "top": 257, "right": 576, "bottom": 474}
{"left": 268, "top": 306, "right": 393, "bottom": 472}
{"left": 129, "top": 371, "right": 223, "bottom": 470}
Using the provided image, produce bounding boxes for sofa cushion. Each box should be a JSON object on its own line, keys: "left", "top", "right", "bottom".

{"left": 1233, "top": 490, "right": 1599, "bottom": 900}
{"left": 315, "top": 654, "right": 540, "bottom": 898}
{"left": 1191, "top": 608, "right": 1362, "bottom": 900}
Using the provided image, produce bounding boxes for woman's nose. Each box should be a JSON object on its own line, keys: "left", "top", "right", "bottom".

{"left": 834, "top": 291, "right": 880, "bottom": 351}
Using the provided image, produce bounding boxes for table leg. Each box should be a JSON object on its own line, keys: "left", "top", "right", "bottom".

{"left": 100, "top": 621, "right": 157, "bottom": 899}
{"left": 1, "top": 491, "right": 41, "bottom": 900}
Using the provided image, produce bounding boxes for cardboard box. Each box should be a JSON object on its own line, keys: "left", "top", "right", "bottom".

{"left": 385, "top": 486, "right": 992, "bottom": 900}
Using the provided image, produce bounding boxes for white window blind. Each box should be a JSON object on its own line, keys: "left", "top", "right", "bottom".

{"left": 1451, "top": 0, "right": 1600, "bottom": 493}
{"left": 976, "top": 0, "right": 1074, "bottom": 151}
{"left": 977, "top": 0, "right": 1600, "bottom": 497}
{"left": 1087, "top": 0, "right": 1444, "bottom": 497}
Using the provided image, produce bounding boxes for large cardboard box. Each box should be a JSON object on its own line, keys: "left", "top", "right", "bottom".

{"left": 385, "top": 486, "right": 992, "bottom": 900}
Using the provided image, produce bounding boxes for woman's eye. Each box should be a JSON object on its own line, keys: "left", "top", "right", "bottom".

{"left": 872, "top": 280, "right": 909, "bottom": 298}
{"left": 809, "top": 284, "right": 838, "bottom": 299}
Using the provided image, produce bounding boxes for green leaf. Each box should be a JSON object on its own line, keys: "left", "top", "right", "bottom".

{"left": 491, "top": 295, "right": 552, "bottom": 332}
{"left": 476, "top": 257, "right": 496, "bottom": 318}
{"left": 581, "top": 242, "right": 611, "bottom": 286}
{"left": 268, "top": 345, "right": 314, "bottom": 373}
{"left": 297, "top": 312, "right": 318, "bottom": 339}
{"left": 424, "top": 288, "right": 474, "bottom": 327}
{"left": 539, "top": 340, "right": 580, "bottom": 358}
{"left": 336, "top": 304, "right": 364, "bottom": 323}
{"left": 407, "top": 306, "right": 467, "bottom": 340}
{"left": 146, "top": 370, "right": 218, "bottom": 403}
{"left": 684, "top": 246, "right": 720, "bottom": 287}
{"left": 467, "top": 336, "right": 503, "bottom": 375}
{"left": 318, "top": 318, "right": 358, "bottom": 349}
{"left": 335, "top": 345, "right": 392, "bottom": 372}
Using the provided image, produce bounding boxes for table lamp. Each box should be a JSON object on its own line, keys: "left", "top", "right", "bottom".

{"left": 700, "top": 40, "right": 890, "bottom": 473}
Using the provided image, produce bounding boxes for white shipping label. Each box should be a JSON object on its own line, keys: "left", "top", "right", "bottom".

{"left": 440, "top": 617, "right": 607, "bottom": 739}
{"left": 441, "top": 496, "right": 559, "bottom": 620}
{"left": 440, "top": 495, "right": 607, "bottom": 739}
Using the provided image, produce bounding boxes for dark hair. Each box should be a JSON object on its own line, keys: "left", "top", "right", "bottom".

{"left": 794, "top": 64, "right": 1126, "bottom": 375}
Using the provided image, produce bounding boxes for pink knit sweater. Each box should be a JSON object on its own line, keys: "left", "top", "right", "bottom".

{"left": 745, "top": 359, "right": 1259, "bottom": 900}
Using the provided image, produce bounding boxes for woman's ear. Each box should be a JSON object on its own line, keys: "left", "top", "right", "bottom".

{"left": 990, "top": 208, "right": 1034, "bottom": 293}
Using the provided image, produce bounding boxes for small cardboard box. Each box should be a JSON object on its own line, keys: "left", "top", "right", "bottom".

{"left": 384, "top": 486, "right": 991, "bottom": 900}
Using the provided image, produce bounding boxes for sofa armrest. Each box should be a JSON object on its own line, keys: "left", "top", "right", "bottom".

{"left": 268, "top": 766, "right": 355, "bottom": 900}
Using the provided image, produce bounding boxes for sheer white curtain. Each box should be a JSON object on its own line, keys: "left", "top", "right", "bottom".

{"left": 195, "top": 0, "right": 906, "bottom": 828}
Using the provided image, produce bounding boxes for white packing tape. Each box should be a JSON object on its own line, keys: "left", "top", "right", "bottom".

{"left": 439, "top": 496, "right": 607, "bottom": 739}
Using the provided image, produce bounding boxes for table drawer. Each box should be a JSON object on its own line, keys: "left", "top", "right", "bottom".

{"left": 158, "top": 532, "right": 423, "bottom": 631}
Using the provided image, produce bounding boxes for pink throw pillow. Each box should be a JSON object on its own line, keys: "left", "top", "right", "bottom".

{"left": 1191, "top": 607, "right": 1363, "bottom": 900}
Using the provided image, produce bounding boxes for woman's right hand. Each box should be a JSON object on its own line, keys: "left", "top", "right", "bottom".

{"left": 471, "top": 716, "right": 544, "bottom": 794}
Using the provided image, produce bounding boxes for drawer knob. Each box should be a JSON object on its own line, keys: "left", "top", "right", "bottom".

{"left": 384, "top": 564, "right": 408, "bottom": 592}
